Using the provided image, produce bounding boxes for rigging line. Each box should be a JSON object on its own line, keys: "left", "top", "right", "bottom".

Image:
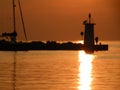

{"left": 18, "top": 0, "right": 28, "bottom": 41}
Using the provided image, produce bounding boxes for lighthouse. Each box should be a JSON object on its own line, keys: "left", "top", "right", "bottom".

{"left": 83, "top": 13, "right": 95, "bottom": 52}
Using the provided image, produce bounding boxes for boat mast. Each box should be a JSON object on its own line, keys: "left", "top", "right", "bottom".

{"left": 12, "top": 0, "right": 27, "bottom": 42}
{"left": 12, "top": 0, "right": 17, "bottom": 43}
{"left": 13, "top": 0, "right": 16, "bottom": 32}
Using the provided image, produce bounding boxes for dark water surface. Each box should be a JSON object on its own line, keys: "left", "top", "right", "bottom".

{"left": 0, "top": 41, "right": 120, "bottom": 90}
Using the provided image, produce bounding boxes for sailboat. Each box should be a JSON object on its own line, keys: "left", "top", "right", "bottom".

{"left": 0, "top": 0, "right": 28, "bottom": 50}
{"left": 0, "top": 0, "right": 27, "bottom": 41}
{"left": 0, "top": 0, "right": 108, "bottom": 53}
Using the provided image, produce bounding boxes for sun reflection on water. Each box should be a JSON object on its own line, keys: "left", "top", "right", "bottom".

{"left": 78, "top": 51, "right": 94, "bottom": 90}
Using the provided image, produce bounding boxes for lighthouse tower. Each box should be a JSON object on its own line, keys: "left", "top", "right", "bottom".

{"left": 83, "top": 13, "right": 95, "bottom": 51}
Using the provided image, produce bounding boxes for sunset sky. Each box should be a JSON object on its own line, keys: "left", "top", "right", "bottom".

{"left": 0, "top": 0, "right": 120, "bottom": 41}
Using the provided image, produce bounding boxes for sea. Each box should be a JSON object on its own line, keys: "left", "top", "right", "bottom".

{"left": 0, "top": 41, "right": 120, "bottom": 90}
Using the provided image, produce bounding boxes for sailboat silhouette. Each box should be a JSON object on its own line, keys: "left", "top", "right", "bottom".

{"left": 0, "top": 0, "right": 27, "bottom": 43}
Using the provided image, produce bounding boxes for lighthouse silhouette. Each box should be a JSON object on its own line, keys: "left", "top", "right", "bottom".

{"left": 83, "top": 13, "right": 95, "bottom": 52}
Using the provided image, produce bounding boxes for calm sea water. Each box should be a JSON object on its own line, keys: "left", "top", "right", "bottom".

{"left": 0, "top": 41, "right": 120, "bottom": 90}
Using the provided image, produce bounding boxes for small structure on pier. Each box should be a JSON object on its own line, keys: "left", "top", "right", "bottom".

{"left": 82, "top": 13, "right": 108, "bottom": 53}
{"left": 83, "top": 13, "right": 95, "bottom": 51}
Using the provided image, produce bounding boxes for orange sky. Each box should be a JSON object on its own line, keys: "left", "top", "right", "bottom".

{"left": 0, "top": 0, "right": 120, "bottom": 41}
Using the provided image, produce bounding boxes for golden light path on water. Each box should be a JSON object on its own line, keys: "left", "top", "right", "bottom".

{"left": 78, "top": 51, "right": 95, "bottom": 90}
